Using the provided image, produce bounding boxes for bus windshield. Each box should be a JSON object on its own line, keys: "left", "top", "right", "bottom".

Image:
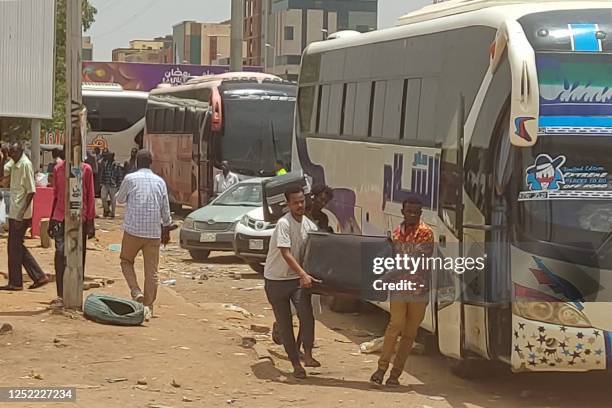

{"left": 220, "top": 87, "right": 296, "bottom": 177}
{"left": 83, "top": 95, "right": 147, "bottom": 132}
{"left": 517, "top": 136, "right": 612, "bottom": 251}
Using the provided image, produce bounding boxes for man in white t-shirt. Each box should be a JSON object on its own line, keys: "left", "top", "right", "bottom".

{"left": 213, "top": 161, "right": 239, "bottom": 195}
{"left": 264, "top": 186, "right": 320, "bottom": 379}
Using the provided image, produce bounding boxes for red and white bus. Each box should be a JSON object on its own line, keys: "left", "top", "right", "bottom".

{"left": 144, "top": 72, "right": 297, "bottom": 209}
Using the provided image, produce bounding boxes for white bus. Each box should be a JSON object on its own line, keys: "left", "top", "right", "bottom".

{"left": 293, "top": 0, "right": 612, "bottom": 376}
{"left": 82, "top": 82, "right": 148, "bottom": 163}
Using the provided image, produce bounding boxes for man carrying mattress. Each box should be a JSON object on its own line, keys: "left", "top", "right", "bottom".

{"left": 264, "top": 185, "right": 321, "bottom": 379}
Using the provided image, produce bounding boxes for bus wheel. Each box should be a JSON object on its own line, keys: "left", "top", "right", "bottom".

{"left": 189, "top": 250, "right": 210, "bottom": 261}
{"left": 329, "top": 295, "right": 361, "bottom": 313}
{"left": 448, "top": 358, "right": 482, "bottom": 379}
{"left": 248, "top": 263, "right": 265, "bottom": 274}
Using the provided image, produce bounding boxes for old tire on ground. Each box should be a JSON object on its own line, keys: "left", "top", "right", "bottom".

{"left": 189, "top": 250, "right": 211, "bottom": 261}
{"left": 83, "top": 294, "right": 144, "bottom": 326}
{"left": 248, "top": 263, "right": 265, "bottom": 274}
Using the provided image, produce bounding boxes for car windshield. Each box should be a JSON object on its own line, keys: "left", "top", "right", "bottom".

{"left": 213, "top": 183, "right": 262, "bottom": 207}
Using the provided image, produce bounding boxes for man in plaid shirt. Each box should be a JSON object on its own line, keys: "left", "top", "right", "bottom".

{"left": 99, "top": 151, "right": 122, "bottom": 218}
{"left": 371, "top": 194, "right": 433, "bottom": 387}
{"left": 116, "top": 150, "right": 173, "bottom": 321}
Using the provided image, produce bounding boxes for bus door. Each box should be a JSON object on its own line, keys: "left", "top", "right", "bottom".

{"left": 194, "top": 109, "right": 214, "bottom": 207}
{"left": 436, "top": 96, "right": 467, "bottom": 360}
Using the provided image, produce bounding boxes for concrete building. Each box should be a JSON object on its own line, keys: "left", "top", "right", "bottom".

{"left": 82, "top": 36, "right": 93, "bottom": 61}
{"left": 245, "top": 0, "right": 378, "bottom": 80}
{"left": 112, "top": 35, "right": 173, "bottom": 63}
{"left": 172, "top": 21, "right": 247, "bottom": 65}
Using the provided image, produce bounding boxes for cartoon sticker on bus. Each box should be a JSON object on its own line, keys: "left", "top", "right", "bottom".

{"left": 526, "top": 154, "right": 566, "bottom": 191}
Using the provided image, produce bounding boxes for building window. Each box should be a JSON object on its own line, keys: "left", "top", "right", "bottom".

{"left": 284, "top": 26, "right": 294, "bottom": 41}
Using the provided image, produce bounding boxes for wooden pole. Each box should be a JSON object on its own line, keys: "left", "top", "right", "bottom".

{"left": 63, "top": 0, "right": 84, "bottom": 310}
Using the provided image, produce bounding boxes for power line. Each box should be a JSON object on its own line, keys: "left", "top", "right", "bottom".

{"left": 94, "top": 0, "right": 161, "bottom": 39}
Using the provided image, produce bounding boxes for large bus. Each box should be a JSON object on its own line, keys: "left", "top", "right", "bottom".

{"left": 144, "top": 72, "right": 296, "bottom": 209}
{"left": 82, "top": 82, "right": 148, "bottom": 163}
{"left": 293, "top": 0, "right": 612, "bottom": 375}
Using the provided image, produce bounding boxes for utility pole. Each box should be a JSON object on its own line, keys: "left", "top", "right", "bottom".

{"left": 63, "top": 0, "right": 84, "bottom": 310}
{"left": 230, "top": 0, "right": 243, "bottom": 72}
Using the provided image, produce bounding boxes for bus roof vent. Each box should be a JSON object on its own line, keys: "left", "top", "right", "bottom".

{"left": 397, "top": 0, "right": 538, "bottom": 26}
{"left": 327, "top": 30, "right": 361, "bottom": 40}
{"left": 82, "top": 82, "right": 124, "bottom": 91}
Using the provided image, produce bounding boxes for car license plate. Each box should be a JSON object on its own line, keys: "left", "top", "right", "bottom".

{"left": 200, "top": 233, "right": 216, "bottom": 243}
{"left": 249, "top": 239, "right": 264, "bottom": 250}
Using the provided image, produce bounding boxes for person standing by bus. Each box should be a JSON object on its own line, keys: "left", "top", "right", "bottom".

{"left": 100, "top": 151, "right": 122, "bottom": 218}
{"left": 275, "top": 160, "right": 288, "bottom": 176}
{"left": 123, "top": 148, "right": 138, "bottom": 175}
{"left": 264, "top": 186, "right": 321, "bottom": 379}
{"left": 213, "top": 161, "right": 239, "bottom": 195}
{"left": 370, "top": 195, "right": 433, "bottom": 387}
{"left": 0, "top": 143, "right": 49, "bottom": 291}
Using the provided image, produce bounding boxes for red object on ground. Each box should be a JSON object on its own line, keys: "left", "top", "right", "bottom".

{"left": 31, "top": 187, "right": 54, "bottom": 238}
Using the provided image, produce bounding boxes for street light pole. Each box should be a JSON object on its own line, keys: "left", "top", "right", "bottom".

{"left": 265, "top": 43, "right": 275, "bottom": 73}
{"left": 63, "top": 0, "right": 84, "bottom": 310}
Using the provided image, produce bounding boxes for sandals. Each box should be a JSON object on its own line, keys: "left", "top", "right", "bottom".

{"left": 370, "top": 369, "right": 385, "bottom": 385}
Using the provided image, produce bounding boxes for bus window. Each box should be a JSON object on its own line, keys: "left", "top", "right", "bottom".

{"left": 94, "top": 96, "right": 146, "bottom": 132}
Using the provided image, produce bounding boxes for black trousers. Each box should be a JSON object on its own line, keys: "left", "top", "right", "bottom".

{"left": 53, "top": 222, "right": 87, "bottom": 298}
{"left": 264, "top": 278, "right": 314, "bottom": 365}
{"left": 7, "top": 219, "right": 46, "bottom": 287}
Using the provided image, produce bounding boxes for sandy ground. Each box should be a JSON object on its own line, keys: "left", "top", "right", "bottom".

{"left": 1, "top": 207, "right": 612, "bottom": 408}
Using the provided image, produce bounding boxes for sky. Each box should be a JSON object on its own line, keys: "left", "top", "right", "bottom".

{"left": 87, "top": 0, "right": 432, "bottom": 61}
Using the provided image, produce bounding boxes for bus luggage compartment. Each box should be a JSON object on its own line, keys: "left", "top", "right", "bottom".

{"left": 303, "top": 232, "right": 392, "bottom": 302}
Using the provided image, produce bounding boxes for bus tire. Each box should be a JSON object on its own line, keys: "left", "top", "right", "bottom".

{"left": 189, "top": 250, "right": 210, "bottom": 261}
{"left": 329, "top": 295, "right": 361, "bottom": 313}
{"left": 448, "top": 358, "right": 482, "bottom": 379}
{"left": 248, "top": 262, "right": 265, "bottom": 274}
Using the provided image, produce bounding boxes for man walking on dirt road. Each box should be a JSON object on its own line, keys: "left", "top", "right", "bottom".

{"left": 116, "top": 149, "right": 173, "bottom": 321}
{"left": 370, "top": 195, "right": 433, "bottom": 387}
{"left": 264, "top": 185, "right": 321, "bottom": 379}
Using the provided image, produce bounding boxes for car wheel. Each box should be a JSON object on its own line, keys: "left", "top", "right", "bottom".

{"left": 189, "top": 250, "right": 210, "bottom": 261}
{"left": 248, "top": 262, "right": 265, "bottom": 274}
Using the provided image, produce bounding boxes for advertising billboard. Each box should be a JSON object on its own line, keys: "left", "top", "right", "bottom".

{"left": 82, "top": 61, "right": 264, "bottom": 92}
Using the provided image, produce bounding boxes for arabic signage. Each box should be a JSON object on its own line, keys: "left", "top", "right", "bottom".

{"left": 82, "top": 61, "right": 264, "bottom": 92}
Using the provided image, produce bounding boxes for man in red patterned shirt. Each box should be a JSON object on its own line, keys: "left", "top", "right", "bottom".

{"left": 49, "top": 157, "right": 96, "bottom": 307}
{"left": 371, "top": 195, "right": 434, "bottom": 386}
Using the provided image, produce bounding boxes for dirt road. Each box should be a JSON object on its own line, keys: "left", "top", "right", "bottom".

{"left": 1, "top": 214, "right": 611, "bottom": 408}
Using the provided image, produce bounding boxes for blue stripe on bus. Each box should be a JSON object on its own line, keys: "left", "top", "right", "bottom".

{"left": 605, "top": 332, "right": 612, "bottom": 369}
{"left": 570, "top": 24, "right": 601, "bottom": 52}
{"left": 539, "top": 116, "right": 612, "bottom": 128}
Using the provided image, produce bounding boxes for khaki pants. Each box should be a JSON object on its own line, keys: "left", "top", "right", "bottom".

{"left": 378, "top": 301, "right": 428, "bottom": 376}
{"left": 120, "top": 232, "right": 161, "bottom": 307}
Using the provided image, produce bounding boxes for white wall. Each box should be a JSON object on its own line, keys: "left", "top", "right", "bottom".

{"left": 0, "top": 0, "right": 55, "bottom": 119}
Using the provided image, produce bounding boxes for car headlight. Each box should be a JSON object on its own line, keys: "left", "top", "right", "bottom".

{"left": 183, "top": 217, "right": 195, "bottom": 230}
{"left": 240, "top": 215, "right": 250, "bottom": 227}
{"left": 513, "top": 301, "right": 591, "bottom": 328}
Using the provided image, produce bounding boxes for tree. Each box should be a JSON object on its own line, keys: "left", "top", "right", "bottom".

{"left": 47, "top": 0, "right": 97, "bottom": 132}
{"left": 1, "top": 0, "right": 96, "bottom": 143}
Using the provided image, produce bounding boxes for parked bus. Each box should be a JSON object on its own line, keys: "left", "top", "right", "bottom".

{"left": 82, "top": 82, "right": 148, "bottom": 163}
{"left": 293, "top": 0, "right": 612, "bottom": 376}
{"left": 144, "top": 72, "right": 296, "bottom": 209}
